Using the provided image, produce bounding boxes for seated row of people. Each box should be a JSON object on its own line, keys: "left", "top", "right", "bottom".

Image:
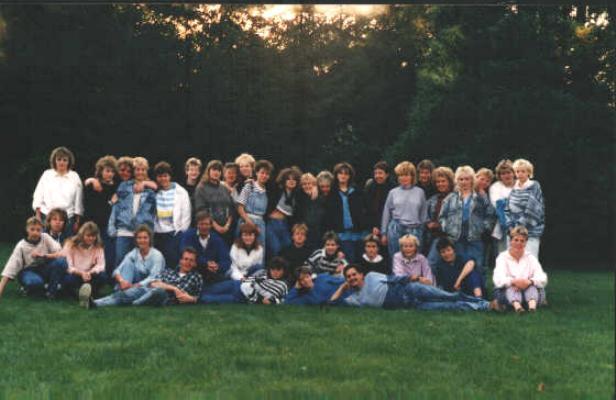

{"left": 1, "top": 212, "right": 547, "bottom": 313}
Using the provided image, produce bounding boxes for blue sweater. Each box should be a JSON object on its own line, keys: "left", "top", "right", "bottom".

{"left": 179, "top": 229, "right": 231, "bottom": 275}
{"left": 284, "top": 274, "right": 346, "bottom": 305}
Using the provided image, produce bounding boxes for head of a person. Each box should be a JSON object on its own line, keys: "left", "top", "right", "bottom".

{"left": 203, "top": 160, "right": 223, "bottom": 185}
{"left": 399, "top": 234, "right": 420, "bottom": 258}
{"left": 184, "top": 157, "right": 202, "bottom": 181}
{"left": 454, "top": 165, "right": 475, "bottom": 192}
{"left": 417, "top": 159, "right": 435, "bottom": 186}
{"left": 394, "top": 161, "right": 417, "bottom": 187}
{"left": 373, "top": 161, "right": 390, "bottom": 185}
{"left": 300, "top": 173, "right": 317, "bottom": 195}
{"left": 72, "top": 221, "right": 102, "bottom": 249}
{"left": 509, "top": 225, "right": 529, "bottom": 253}
{"left": 363, "top": 234, "right": 380, "bottom": 258}
{"left": 436, "top": 238, "right": 456, "bottom": 263}
{"left": 343, "top": 264, "right": 365, "bottom": 289}
{"left": 322, "top": 231, "right": 340, "bottom": 256}
{"left": 254, "top": 160, "right": 274, "bottom": 185}
{"left": 235, "top": 153, "right": 256, "bottom": 179}
{"left": 267, "top": 256, "right": 289, "bottom": 280}
{"left": 154, "top": 161, "right": 173, "bottom": 190}
{"left": 495, "top": 159, "right": 515, "bottom": 187}
{"left": 432, "top": 166, "right": 455, "bottom": 195}
{"left": 276, "top": 167, "right": 302, "bottom": 191}
{"left": 512, "top": 159, "right": 534, "bottom": 183}
{"left": 316, "top": 170, "right": 334, "bottom": 196}
{"left": 291, "top": 223, "right": 308, "bottom": 247}
{"left": 223, "top": 162, "right": 239, "bottom": 185}
{"left": 25, "top": 217, "right": 43, "bottom": 241}
{"left": 195, "top": 211, "right": 213, "bottom": 237}
{"left": 236, "top": 223, "right": 260, "bottom": 250}
{"left": 179, "top": 247, "right": 198, "bottom": 272}
{"left": 296, "top": 265, "right": 314, "bottom": 290}
{"left": 333, "top": 162, "right": 355, "bottom": 187}
{"left": 475, "top": 168, "right": 494, "bottom": 192}
{"left": 134, "top": 224, "right": 153, "bottom": 250}
{"left": 45, "top": 208, "right": 67, "bottom": 234}
{"left": 132, "top": 157, "right": 150, "bottom": 182}
{"left": 49, "top": 146, "right": 75, "bottom": 173}
{"left": 117, "top": 156, "right": 134, "bottom": 181}
{"left": 94, "top": 155, "right": 118, "bottom": 183}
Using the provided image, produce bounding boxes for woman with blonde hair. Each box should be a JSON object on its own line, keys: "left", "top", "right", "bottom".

{"left": 438, "top": 166, "right": 495, "bottom": 277}
{"left": 381, "top": 161, "right": 427, "bottom": 260}
{"left": 504, "top": 159, "right": 545, "bottom": 258}
{"left": 490, "top": 159, "right": 516, "bottom": 255}
{"left": 32, "top": 146, "right": 83, "bottom": 236}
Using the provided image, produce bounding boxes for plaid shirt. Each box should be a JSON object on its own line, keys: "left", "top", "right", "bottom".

{"left": 158, "top": 267, "right": 203, "bottom": 298}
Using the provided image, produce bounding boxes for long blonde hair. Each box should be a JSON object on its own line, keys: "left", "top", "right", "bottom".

{"left": 67, "top": 221, "right": 103, "bottom": 249}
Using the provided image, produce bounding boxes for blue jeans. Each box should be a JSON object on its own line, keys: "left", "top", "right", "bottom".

{"left": 426, "top": 239, "right": 442, "bottom": 274}
{"left": 339, "top": 239, "right": 362, "bottom": 264}
{"left": 94, "top": 286, "right": 149, "bottom": 307}
{"left": 401, "top": 282, "right": 489, "bottom": 311}
{"left": 101, "top": 230, "right": 116, "bottom": 277}
{"left": 155, "top": 231, "right": 181, "bottom": 269}
{"left": 61, "top": 271, "right": 108, "bottom": 296}
{"left": 454, "top": 239, "right": 485, "bottom": 278}
{"left": 266, "top": 219, "right": 291, "bottom": 259}
{"left": 236, "top": 217, "right": 266, "bottom": 260}
{"left": 199, "top": 280, "right": 244, "bottom": 304}
{"left": 386, "top": 220, "right": 424, "bottom": 260}
{"left": 132, "top": 287, "right": 171, "bottom": 306}
{"left": 115, "top": 236, "right": 135, "bottom": 268}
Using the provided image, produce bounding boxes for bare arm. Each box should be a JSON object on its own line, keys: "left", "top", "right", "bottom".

{"left": 454, "top": 260, "right": 476, "bottom": 290}
{"left": 0, "top": 276, "right": 11, "bottom": 298}
{"left": 329, "top": 282, "right": 349, "bottom": 302}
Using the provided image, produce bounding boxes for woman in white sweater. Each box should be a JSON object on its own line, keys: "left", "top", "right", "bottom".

{"left": 493, "top": 226, "right": 548, "bottom": 313}
{"left": 229, "top": 223, "right": 264, "bottom": 280}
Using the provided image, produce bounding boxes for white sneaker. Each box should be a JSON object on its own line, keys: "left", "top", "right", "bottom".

{"left": 78, "top": 283, "right": 92, "bottom": 309}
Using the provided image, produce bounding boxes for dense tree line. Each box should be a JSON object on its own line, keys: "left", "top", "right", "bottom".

{"left": 0, "top": 5, "right": 613, "bottom": 268}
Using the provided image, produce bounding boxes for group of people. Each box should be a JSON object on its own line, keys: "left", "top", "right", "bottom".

{"left": 0, "top": 147, "right": 548, "bottom": 313}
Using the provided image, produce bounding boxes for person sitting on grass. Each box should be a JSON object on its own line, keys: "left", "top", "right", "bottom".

{"left": 0, "top": 217, "right": 62, "bottom": 299}
{"left": 433, "top": 238, "right": 484, "bottom": 298}
{"left": 45, "top": 208, "right": 69, "bottom": 245}
{"left": 92, "top": 247, "right": 203, "bottom": 308}
{"left": 492, "top": 226, "right": 548, "bottom": 313}
{"left": 307, "top": 231, "right": 348, "bottom": 275}
{"left": 279, "top": 223, "right": 313, "bottom": 280}
{"left": 109, "top": 225, "right": 165, "bottom": 292}
{"left": 329, "top": 265, "right": 496, "bottom": 311}
{"left": 284, "top": 265, "right": 348, "bottom": 306}
{"left": 199, "top": 257, "right": 289, "bottom": 305}
{"left": 180, "top": 211, "right": 231, "bottom": 285}
{"left": 358, "top": 235, "right": 388, "bottom": 275}
{"left": 392, "top": 234, "right": 433, "bottom": 285}
{"left": 53, "top": 221, "right": 107, "bottom": 307}
{"left": 229, "top": 223, "right": 264, "bottom": 281}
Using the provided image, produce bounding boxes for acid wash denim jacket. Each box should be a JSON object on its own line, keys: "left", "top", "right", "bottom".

{"left": 107, "top": 180, "right": 157, "bottom": 237}
{"left": 438, "top": 191, "right": 496, "bottom": 242}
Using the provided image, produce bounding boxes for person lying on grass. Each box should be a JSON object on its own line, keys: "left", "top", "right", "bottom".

{"left": 391, "top": 234, "right": 433, "bottom": 285}
{"left": 199, "top": 257, "right": 289, "bottom": 305}
{"left": 92, "top": 247, "right": 202, "bottom": 308}
{"left": 0, "top": 217, "right": 62, "bottom": 299}
{"left": 284, "top": 265, "right": 348, "bottom": 306}
{"left": 492, "top": 226, "right": 548, "bottom": 313}
{"left": 307, "top": 231, "right": 348, "bottom": 275}
{"left": 433, "top": 237, "right": 485, "bottom": 298}
{"left": 330, "top": 265, "right": 497, "bottom": 311}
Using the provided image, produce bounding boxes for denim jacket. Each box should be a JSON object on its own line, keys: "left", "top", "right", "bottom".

{"left": 107, "top": 180, "right": 157, "bottom": 237}
{"left": 438, "top": 191, "right": 496, "bottom": 242}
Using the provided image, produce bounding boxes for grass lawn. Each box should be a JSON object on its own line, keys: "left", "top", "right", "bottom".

{"left": 0, "top": 244, "right": 613, "bottom": 399}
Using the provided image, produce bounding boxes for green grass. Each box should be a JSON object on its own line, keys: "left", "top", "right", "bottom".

{"left": 0, "top": 244, "right": 613, "bottom": 399}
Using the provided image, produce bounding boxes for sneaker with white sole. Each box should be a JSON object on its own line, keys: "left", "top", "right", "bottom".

{"left": 78, "top": 283, "right": 92, "bottom": 309}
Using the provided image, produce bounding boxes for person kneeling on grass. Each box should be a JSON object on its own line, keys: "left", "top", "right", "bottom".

{"left": 92, "top": 247, "right": 202, "bottom": 308}
{"left": 433, "top": 238, "right": 485, "bottom": 298}
{"left": 492, "top": 226, "right": 548, "bottom": 313}
{"left": 284, "top": 265, "right": 348, "bottom": 306}
{"left": 199, "top": 257, "right": 288, "bottom": 305}
{"left": 0, "top": 217, "right": 63, "bottom": 299}
{"left": 329, "top": 265, "right": 497, "bottom": 311}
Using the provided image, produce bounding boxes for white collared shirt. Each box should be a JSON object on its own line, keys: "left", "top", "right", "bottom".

{"left": 493, "top": 250, "right": 548, "bottom": 289}
{"left": 32, "top": 169, "right": 84, "bottom": 217}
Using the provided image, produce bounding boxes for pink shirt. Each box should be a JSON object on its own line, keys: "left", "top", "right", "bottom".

{"left": 62, "top": 244, "right": 105, "bottom": 275}
{"left": 392, "top": 252, "right": 433, "bottom": 284}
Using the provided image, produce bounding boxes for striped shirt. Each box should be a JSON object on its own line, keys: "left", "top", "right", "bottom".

{"left": 240, "top": 270, "right": 288, "bottom": 304}
{"left": 156, "top": 184, "right": 177, "bottom": 233}
{"left": 505, "top": 180, "right": 545, "bottom": 238}
{"left": 307, "top": 248, "right": 348, "bottom": 275}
